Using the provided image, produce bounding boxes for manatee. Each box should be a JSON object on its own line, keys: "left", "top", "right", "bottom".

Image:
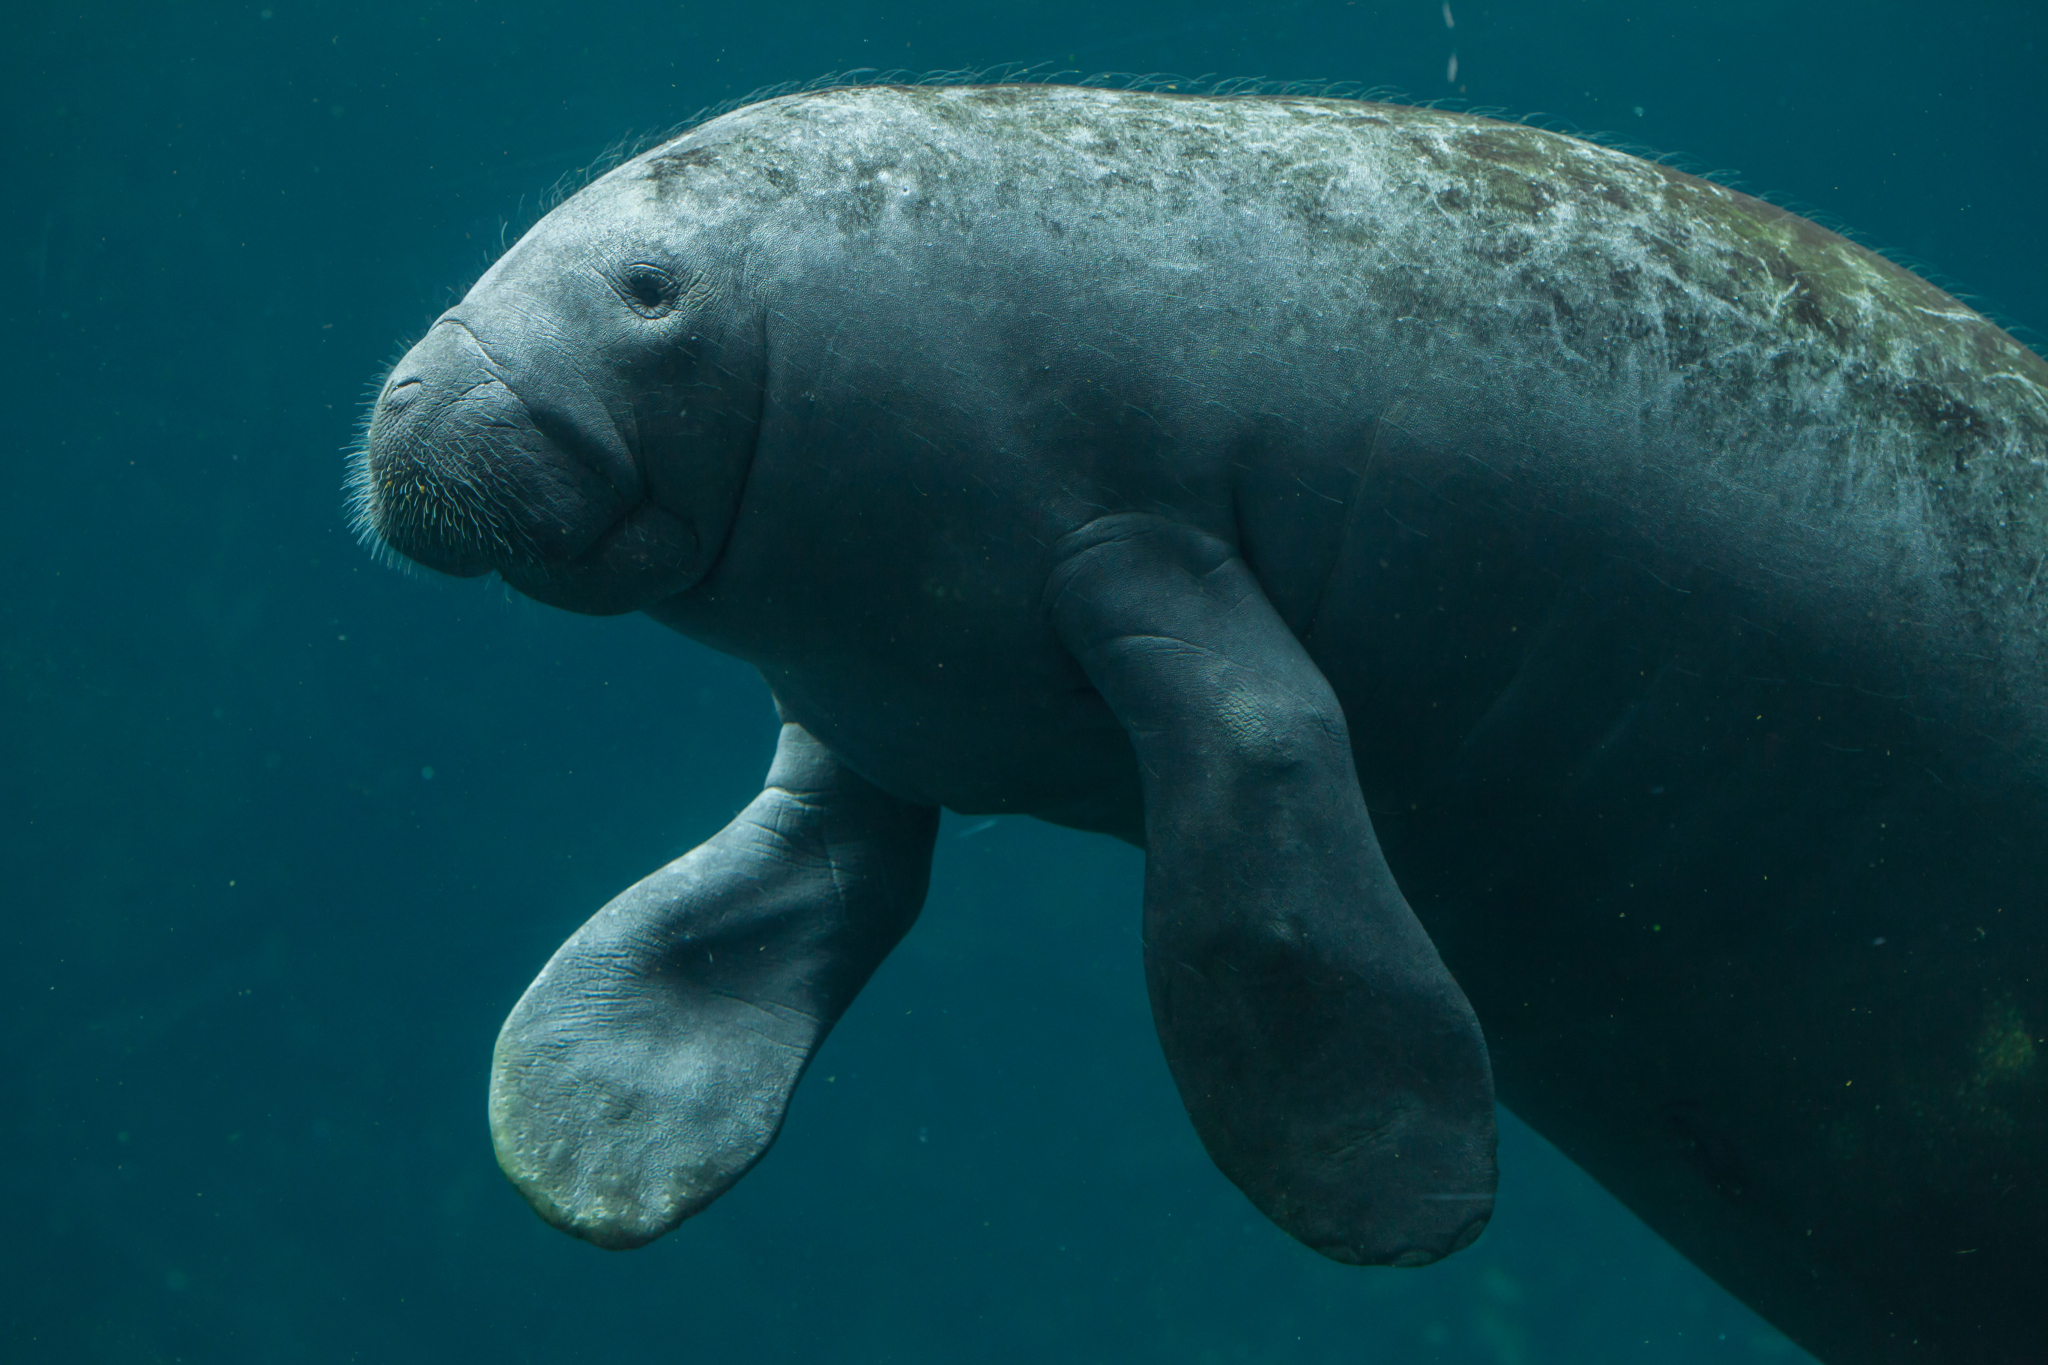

{"left": 353, "top": 84, "right": 2048, "bottom": 1363}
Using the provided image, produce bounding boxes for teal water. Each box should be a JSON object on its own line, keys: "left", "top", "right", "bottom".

{"left": 3, "top": 2, "right": 2042, "bottom": 1361}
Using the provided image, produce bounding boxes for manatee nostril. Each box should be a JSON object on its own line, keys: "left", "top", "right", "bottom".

{"left": 383, "top": 378, "right": 423, "bottom": 411}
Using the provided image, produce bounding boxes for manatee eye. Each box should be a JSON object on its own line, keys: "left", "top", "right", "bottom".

{"left": 615, "top": 262, "right": 679, "bottom": 319}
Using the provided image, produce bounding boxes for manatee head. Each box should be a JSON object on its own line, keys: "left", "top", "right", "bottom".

{"left": 352, "top": 154, "right": 761, "bottom": 615}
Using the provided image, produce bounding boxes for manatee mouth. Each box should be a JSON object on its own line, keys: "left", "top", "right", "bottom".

{"left": 351, "top": 319, "right": 702, "bottom": 614}
{"left": 352, "top": 375, "right": 559, "bottom": 579}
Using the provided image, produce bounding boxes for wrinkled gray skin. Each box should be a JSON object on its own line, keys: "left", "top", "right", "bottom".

{"left": 357, "top": 85, "right": 2048, "bottom": 1364}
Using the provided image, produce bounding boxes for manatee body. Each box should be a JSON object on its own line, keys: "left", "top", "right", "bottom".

{"left": 356, "top": 84, "right": 2048, "bottom": 1364}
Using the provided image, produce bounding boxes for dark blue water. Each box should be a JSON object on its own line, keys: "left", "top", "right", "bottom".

{"left": 4, "top": 2, "right": 2042, "bottom": 1360}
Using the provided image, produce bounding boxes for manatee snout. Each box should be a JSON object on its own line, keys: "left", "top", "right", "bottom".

{"left": 357, "top": 319, "right": 623, "bottom": 571}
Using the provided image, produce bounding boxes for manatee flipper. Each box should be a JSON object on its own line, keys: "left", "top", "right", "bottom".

{"left": 1046, "top": 514, "right": 1497, "bottom": 1266}
{"left": 488, "top": 720, "right": 938, "bottom": 1249}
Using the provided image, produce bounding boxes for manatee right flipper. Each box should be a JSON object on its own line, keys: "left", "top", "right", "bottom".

{"left": 488, "top": 720, "right": 938, "bottom": 1249}
{"left": 1046, "top": 514, "right": 1497, "bottom": 1267}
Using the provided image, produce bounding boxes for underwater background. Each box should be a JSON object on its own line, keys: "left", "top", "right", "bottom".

{"left": 3, "top": 1, "right": 2043, "bottom": 1360}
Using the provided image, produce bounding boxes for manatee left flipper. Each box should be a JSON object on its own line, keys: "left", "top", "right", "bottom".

{"left": 1046, "top": 514, "right": 1497, "bottom": 1267}
{"left": 487, "top": 720, "right": 938, "bottom": 1249}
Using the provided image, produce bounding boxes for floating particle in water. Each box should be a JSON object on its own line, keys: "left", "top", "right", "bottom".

{"left": 1443, "top": 1, "right": 1455, "bottom": 27}
{"left": 1447, "top": 51, "right": 1459, "bottom": 83}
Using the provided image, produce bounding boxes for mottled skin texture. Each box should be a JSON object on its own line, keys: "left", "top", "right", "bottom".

{"left": 357, "top": 85, "right": 2048, "bottom": 1364}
